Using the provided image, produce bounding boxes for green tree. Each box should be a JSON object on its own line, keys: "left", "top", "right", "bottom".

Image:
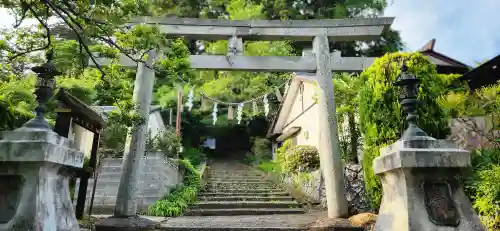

{"left": 358, "top": 52, "right": 451, "bottom": 208}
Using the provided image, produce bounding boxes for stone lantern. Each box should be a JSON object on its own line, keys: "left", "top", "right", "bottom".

{"left": 372, "top": 63, "right": 486, "bottom": 231}
{"left": 0, "top": 51, "right": 84, "bottom": 231}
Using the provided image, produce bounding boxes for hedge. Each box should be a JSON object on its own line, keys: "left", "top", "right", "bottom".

{"left": 358, "top": 52, "right": 451, "bottom": 208}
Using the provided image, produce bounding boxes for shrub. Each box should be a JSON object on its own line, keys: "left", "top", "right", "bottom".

{"left": 182, "top": 147, "right": 206, "bottom": 166}
{"left": 146, "top": 158, "right": 201, "bottom": 217}
{"left": 464, "top": 149, "right": 500, "bottom": 230}
{"left": 276, "top": 139, "right": 292, "bottom": 165}
{"left": 146, "top": 128, "right": 182, "bottom": 158}
{"left": 251, "top": 137, "right": 272, "bottom": 162}
{"left": 280, "top": 145, "right": 320, "bottom": 173}
{"left": 257, "top": 160, "right": 281, "bottom": 174}
{"left": 358, "top": 52, "right": 451, "bottom": 209}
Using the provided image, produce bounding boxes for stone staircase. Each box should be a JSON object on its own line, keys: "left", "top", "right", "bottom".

{"left": 75, "top": 152, "right": 183, "bottom": 214}
{"left": 185, "top": 161, "right": 304, "bottom": 216}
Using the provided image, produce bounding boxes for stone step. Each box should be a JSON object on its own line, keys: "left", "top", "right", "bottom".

{"left": 100, "top": 166, "right": 167, "bottom": 173}
{"left": 101, "top": 158, "right": 167, "bottom": 166}
{"left": 202, "top": 189, "right": 285, "bottom": 193}
{"left": 88, "top": 181, "right": 171, "bottom": 189}
{"left": 198, "top": 196, "right": 294, "bottom": 202}
{"left": 210, "top": 172, "right": 262, "bottom": 176}
{"left": 184, "top": 208, "right": 304, "bottom": 216}
{"left": 87, "top": 195, "right": 161, "bottom": 207}
{"left": 210, "top": 171, "right": 262, "bottom": 174}
{"left": 158, "top": 227, "right": 307, "bottom": 231}
{"left": 207, "top": 178, "right": 266, "bottom": 182}
{"left": 90, "top": 188, "right": 169, "bottom": 198}
{"left": 206, "top": 181, "right": 275, "bottom": 186}
{"left": 199, "top": 192, "right": 290, "bottom": 197}
{"left": 95, "top": 173, "right": 169, "bottom": 181}
{"left": 192, "top": 201, "right": 300, "bottom": 209}
{"left": 209, "top": 175, "right": 264, "bottom": 179}
{"left": 204, "top": 184, "right": 279, "bottom": 190}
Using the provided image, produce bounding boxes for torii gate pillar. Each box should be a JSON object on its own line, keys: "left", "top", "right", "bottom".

{"left": 313, "top": 36, "right": 348, "bottom": 218}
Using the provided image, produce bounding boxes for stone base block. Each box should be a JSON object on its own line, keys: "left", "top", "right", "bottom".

{"left": 373, "top": 138, "right": 486, "bottom": 231}
{"left": 95, "top": 216, "right": 160, "bottom": 231}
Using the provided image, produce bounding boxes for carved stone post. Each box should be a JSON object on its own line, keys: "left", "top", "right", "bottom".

{"left": 312, "top": 35, "right": 348, "bottom": 218}
{"left": 373, "top": 65, "right": 486, "bottom": 231}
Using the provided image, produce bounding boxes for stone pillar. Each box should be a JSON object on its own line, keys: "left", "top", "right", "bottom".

{"left": 373, "top": 137, "right": 486, "bottom": 231}
{"left": 114, "top": 50, "right": 157, "bottom": 217}
{"left": 96, "top": 51, "right": 159, "bottom": 230}
{"left": 0, "top": 128, "right": 84, "bottom": 231}
{"left": 312, "top": 35, "right": 348, "bottom": 218}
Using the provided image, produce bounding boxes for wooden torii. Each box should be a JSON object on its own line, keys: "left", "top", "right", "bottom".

{"left": 90, "top": 16, "right": 394, "bottom": 218}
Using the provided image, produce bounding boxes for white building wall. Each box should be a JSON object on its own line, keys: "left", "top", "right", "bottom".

{"left": 148, "top": 111, "right": 166, "bottom": 138}
{"left": 70, "top": 123, "right": 95, "bottom": 159}
{"left": 283, "top": 81, "right": 319, "bottom": 147}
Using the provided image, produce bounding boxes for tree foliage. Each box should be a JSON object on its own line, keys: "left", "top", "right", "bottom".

{"left": 358, "top": 52, "right": 451, "bottom": 208}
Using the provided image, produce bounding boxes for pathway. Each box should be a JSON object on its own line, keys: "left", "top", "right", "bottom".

{"left": 186, "top": 160, "right": 304, "bottom": 216}
{"left": 160, "top": 160, "right": 363, "bottom": 230}
{"left": 85, "top": 160, "right": 364, "bottom": 230}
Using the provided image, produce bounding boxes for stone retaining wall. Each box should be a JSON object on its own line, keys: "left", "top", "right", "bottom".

{"left": 279, "top": 164, "right": 371, "bottom": 215}
{"left": 74, "top": 152, "right": 183, "bottom": 214}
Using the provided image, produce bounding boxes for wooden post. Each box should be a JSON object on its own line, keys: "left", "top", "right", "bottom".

{"left": 313, "top": 35, "right": 348, "bottom": 218}
{"left": 176, "top": 86, "right": 183, "bottom": 137}
{"left": 54, "top": 112, "right": 72, "bottom": 137}
{"left": 114, "top": 50, "right": 157, "bottom": 216}
{"left": 75, "top": 132, "right": 100, "bottom": 219}
{"left": 169, "top": 108, "right": 173, "bottom": 126}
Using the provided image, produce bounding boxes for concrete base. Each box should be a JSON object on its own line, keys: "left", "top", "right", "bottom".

{"left": 95, "top": 216, "right": 160, "bottom": 231}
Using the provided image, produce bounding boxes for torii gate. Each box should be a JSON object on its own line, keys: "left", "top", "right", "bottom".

{"left": 90, "top": 16, "right": 394, "bottom": 218}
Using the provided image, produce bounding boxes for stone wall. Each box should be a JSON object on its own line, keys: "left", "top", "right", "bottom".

{"left": 448, "top": 116, "right": 499, "bottom": 151}
{"left": 74, "top": 152, "right": 183, "bottom": 214}
{"left": 279, "top": 164, "right": 371, "bottom": 215}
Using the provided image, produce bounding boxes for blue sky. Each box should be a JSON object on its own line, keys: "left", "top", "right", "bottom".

{"left": 384, "top": 0, "right": 500, "bottom": 66}
{"left": 1, "top": 1, "right": 499, "bottom": 66}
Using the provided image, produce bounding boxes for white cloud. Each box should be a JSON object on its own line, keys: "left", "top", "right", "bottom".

{"left": 384, "top": 0, "right": 500, "bottom": 66}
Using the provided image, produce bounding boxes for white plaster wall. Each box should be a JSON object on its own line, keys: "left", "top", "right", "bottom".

{"left": 71, "top": 123, "right": 94, "bottom": 159}
{"left": 148, "top": 111, "right": 166, "bottom": 138}
{"left": 283, "top": 81, "right": 319, "bottom": 147}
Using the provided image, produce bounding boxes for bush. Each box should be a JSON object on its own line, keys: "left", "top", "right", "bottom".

{"left": 146, "top": 128, "right": 182, "bottom": 158}
{"left": 182, "top": 147, "right": 206, "bottom": 166}
{"left": 251, "top": 137, "right": 272, "bottom": 163}
{"left": 280, "top": 145, "right": 320, "bottom": 173}
{"left": 257, "top": 160, "right": 281, "bottom": 174}
{"left": 146, "top": 159, "right": 201, "bottom": 217}
{"left": 464, "top": 149, "right": 500, "bottom": 230}
{"left": 358, "top": 52, "right": 451, "bottom": 209}
{"left": 276, "top": 139, "right": 292, "bottom": 165}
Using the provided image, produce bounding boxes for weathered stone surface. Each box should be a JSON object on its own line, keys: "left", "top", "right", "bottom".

{"left": 342, "top": 164, "right": 371, "bottom": 215}
{"left": 0, "top": 129, "right": 84, "bottom": 231}
{"left": 373, "top": 138, "right": 486, "bottom": 231}
{"left": 187, "top": 161, "right": 305, "bottom": 217}
{"left": 161, "top": 211, "right": 362, "bottom": 231}
{"left": 74, "top": 152, "right": 183, "bottom": 214}
{"left": 91, "top": 53, "right": 375, "bottom": 72}
{"left": 94, "top": 215, "right": 159, "bottom": 231}
{"left": 280, "top": 164, "right": 370, "bottom": 216}
{"left": 126, "top": 16, "right": 393, "bottom": 41}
